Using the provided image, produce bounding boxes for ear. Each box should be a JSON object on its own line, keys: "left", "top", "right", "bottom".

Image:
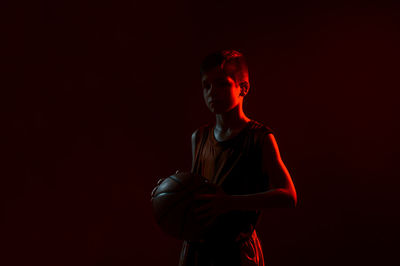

{"left": 239, "top": 81, "right": 249, "bottom": 96}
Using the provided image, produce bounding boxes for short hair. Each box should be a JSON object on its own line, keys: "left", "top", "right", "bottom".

{"left": 200, "top": 49, "right": 249, "bottom": 85}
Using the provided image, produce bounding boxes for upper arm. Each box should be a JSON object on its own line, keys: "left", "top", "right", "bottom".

{"left": 191, "top": 129, "right": 200, "bottom": 169}
{"left": 261, "top": 134, "right": 297, "bottom": 204}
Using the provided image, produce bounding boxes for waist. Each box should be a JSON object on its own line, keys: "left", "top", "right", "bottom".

{"left": 188, "top": 228, "right": 257, "bottom": 250}
{"left": 196, "top": 211, "right": 259, "bottom": 243}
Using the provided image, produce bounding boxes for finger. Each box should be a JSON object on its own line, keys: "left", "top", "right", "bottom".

{"left": 151, "top": 185, "right": 159, "bottom": 198}
{"left": 193, "top": 204, "right": 212, "bottom": 215}
{"left": 192, "top": 195, "right": 204, "bottom": 201}
{"left": 193, "top": 194, "right": 214, "bottom": 201}
{"left": 196, "top": 212, "right": 212, "bottom": 221}
{"left": 193, "top": 200, "right": 215, "bottom": 211}
{"left": 193, "top": 194, "right": 211, "bottom": 199}
{"left": 203, "top": 215, "right": 218, "bottom": 228}
{"left": 196, "top": 206, "right": 219, "bottom": 220}
{"left": 196, "top": 211, "right": 217, "bottom": 222}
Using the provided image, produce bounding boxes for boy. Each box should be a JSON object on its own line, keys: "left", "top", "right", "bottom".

{"left": 179, "top": 50, "right": 297, "bottom": 266}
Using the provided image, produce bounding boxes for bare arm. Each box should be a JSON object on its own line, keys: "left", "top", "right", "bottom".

{"left": 191, "top": 129, "right": 200, "bottom": 171}
{"left": 228, "top": 134, "right": 297, "bottom": 210}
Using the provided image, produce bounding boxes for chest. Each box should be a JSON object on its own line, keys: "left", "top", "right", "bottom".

{"left": 213, "top": 127, "right": 245, "bottom": 142}
{"left": 198, "top": 134, "right": 265, "bottom": 191}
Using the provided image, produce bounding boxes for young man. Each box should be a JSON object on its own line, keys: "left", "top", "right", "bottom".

{"left": 179, "top": 50, "right": 297, "bottom": 266}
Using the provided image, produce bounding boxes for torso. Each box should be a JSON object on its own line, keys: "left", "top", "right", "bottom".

{"left": 191, "top": 119, "right": 274, "bottom": 242}
{"left": 193, "top": 119, "right": 272, "bottom": 191}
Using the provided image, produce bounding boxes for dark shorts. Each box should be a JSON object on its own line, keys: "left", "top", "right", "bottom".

{"left": 179, "top": 230, "right": 264, "bottom": 266}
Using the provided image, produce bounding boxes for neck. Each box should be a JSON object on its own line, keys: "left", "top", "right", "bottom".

{"left": 214, "top": 103, "right": 250, "bottom": 132}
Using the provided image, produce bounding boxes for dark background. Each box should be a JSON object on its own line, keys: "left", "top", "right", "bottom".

{"left": 2, "top": 1, "right": 399, "bottom": 265}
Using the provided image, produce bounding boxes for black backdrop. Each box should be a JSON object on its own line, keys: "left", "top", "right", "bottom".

{"left": 2, "top": 1, "right": 400, "bottom": 265}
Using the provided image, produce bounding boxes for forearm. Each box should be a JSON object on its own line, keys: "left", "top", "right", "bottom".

{"left": 228, "top": 188, "right": 297, "bottom": 211}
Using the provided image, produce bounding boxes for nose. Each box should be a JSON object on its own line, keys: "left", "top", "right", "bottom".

{"left": 207, "top": 92, "right": 218, "bottom": 102}
{"left": 205, "top": 84, "right": 218, "bottom": 98}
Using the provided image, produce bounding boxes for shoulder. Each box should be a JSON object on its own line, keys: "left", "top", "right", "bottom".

{"left": 191, "top": 123, "right": 211, "bottom": 144}
{"left": 247, "top": 120, "right": 276, "bottom": 154}
{"left": 248, "top": 119, "right": 274, "bottom": 138}
{"left": 247, "top": 121, "right": 282, "bottom": 161}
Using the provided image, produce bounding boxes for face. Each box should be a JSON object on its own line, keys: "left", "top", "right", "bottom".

{"left": 201, "top": 67, "right": 243, "bottom": 114}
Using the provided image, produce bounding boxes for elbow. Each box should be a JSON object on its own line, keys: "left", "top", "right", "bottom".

{"left": 290, "top": 193, "right": 297, "bottom": 208}
{"left": 288, "top": 189, "right": 297, "bottom": 208}
{"left": 274, "top": 188, "right": 297, "bottom": 208}
{"left": 284, "top": 184, "right": 297, "bottom": 208}
{"left": 282, "top": 193, "right": 296, "bottom": 208}
{"left": 283, "top": 189, "right": 297, "bottom": 208}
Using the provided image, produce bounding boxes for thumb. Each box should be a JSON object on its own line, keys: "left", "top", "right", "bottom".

{"left": 193, "top": 194, "right": 205, "bottom": 200}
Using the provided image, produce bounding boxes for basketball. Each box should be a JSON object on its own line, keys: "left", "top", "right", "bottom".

{"left": 151, "top": 171, "right": 217, "bottom": 241}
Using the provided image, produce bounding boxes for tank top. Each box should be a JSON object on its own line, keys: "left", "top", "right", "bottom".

{"left": 191, "top": 119, "right": 274, "bottom": 242}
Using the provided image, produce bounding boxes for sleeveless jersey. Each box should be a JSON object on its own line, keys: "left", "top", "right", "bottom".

{"left": 179, "top": 119, "right": 273, "bottom": 266}
{"left": 193, "top": 119, "right": 273, "bottom": 241}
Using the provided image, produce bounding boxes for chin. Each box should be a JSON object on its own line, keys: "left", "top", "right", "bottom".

{"left": 210, "top": 108, "right": 227, "bottom": 114}
{"left": 208, "top": 104, "right": 228, "bottom": 114}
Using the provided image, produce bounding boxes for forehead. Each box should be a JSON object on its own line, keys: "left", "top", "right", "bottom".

{"left": 201, "top": 67, "right": 233, "bottom": 83}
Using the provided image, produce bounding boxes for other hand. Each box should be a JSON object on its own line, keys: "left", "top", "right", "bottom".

{"left": 192, "top": 187, "right": 232, "bottom": 228}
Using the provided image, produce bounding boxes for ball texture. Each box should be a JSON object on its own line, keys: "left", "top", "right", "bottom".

{"left": 151, "top": 171, "right": 216, "bottom": 240}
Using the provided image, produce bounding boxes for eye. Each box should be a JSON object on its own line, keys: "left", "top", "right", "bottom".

{"left": 217, "top": 81, "right": 230, "bottom": 87}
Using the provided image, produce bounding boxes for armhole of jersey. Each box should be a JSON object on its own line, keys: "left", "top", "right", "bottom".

{"left": 252, "top": 122, "right": 274, "bottom": 148}
{"left": 258, "top": 125, "right": 275, "bottom": 158}
{"left": 262, "top": 125, "right": 274, "bottom": 136}
{"left": 261, "top": 126, "right": 274, "bottom": 147}
{"left": 191, "top": 124, "right": 210, "bottom": 173}
{"left": 254, "top": 124, "right": 275, "bottom": 192}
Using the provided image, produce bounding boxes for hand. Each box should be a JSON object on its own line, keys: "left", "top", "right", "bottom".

{"left": 192, "top": 187, "right": 232, "bottom": 228}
